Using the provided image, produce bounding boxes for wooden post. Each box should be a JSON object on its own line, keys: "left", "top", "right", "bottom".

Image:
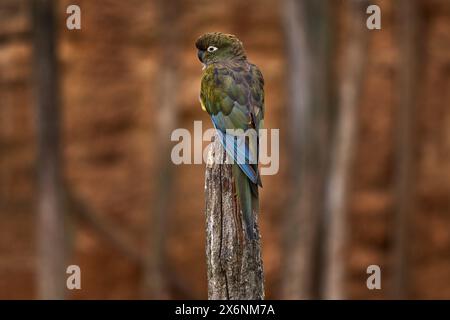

{"left": 205, "top": 136, "right": 265, "bottom": 300}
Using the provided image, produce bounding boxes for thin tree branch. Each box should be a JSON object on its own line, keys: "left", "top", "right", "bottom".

{"left": 32, "top": 0, "right": 66, "bottom": 299}
{"left": 65, "top": 187, "right": 193, "bottom": 298}
{"left": 392, "top": 0, "right": 420, "bottom": 299}
{"left": 280, "top": 0, "right": 332, "bottom": 299}
{"left": 141, "top": 0, "right": 180, "bottom": 300}
{"left": 322, "top": 0, "right": 369, "bottom": 299}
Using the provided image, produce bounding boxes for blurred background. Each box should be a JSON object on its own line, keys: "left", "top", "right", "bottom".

{"left": 1, "top": 0, "right": 449, "bottom": 299}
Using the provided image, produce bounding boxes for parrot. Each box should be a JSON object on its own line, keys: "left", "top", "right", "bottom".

{"left": 196, "top": 32, "right": 264, "bottom": 240}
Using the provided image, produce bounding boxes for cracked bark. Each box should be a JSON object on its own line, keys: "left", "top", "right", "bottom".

{"left": 205, "top": 136, "right": 265, "bottom": 300}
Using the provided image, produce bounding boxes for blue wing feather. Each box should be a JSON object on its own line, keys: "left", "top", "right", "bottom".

{"left": 211, "top": 116, "right": 259, "bottom": 185}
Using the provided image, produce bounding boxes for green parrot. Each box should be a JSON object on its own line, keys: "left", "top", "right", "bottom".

{"left": 196, "top": 32, "right": 264, "bottom": 240}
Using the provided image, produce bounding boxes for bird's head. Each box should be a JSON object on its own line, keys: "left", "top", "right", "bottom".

{"left": 195, "top": 32, "right": 246, "bottom": 67}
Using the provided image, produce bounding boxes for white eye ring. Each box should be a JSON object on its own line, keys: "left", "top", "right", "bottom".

{"left": 207, "top": 46, "right": 218, "bottom": 52}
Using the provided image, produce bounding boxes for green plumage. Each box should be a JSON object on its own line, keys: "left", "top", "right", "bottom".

{"left": 196, "top": 32, "right": 265, "bottom": 240}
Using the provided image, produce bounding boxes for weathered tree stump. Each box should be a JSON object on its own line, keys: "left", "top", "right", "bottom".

{"left": 205, "top": 136, "right": 265, "bottom": 300}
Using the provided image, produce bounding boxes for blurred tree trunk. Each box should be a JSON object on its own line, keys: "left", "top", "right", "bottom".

{"left": 141, "top": 0, "right": 180, "bottom": 299}
{"left": 280, "top": 0, "right": 332, "bottom": 299}
{"left": 32, "top": 0, "right": 66, "bottom": 299}
{"left": 392, "top": 0, "right": 419, "bottom": 299}
{"left": 322, "top": 0, "right": 369, "bottom": 299}
{"left": 205, "top": 137, "right": 264, "bottom": 300}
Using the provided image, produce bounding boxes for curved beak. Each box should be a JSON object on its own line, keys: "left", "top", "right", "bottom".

{"left": 197, "top": 50, "right": 205, "bottom": 63}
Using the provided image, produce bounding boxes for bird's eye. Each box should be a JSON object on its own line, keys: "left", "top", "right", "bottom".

{"left": 207, "top": 46, "right": 218, "bottom": 53}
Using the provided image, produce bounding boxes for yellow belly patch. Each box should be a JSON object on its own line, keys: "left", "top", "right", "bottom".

{"left": 199, "top": 97, "right": 207, "bottom": 112}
